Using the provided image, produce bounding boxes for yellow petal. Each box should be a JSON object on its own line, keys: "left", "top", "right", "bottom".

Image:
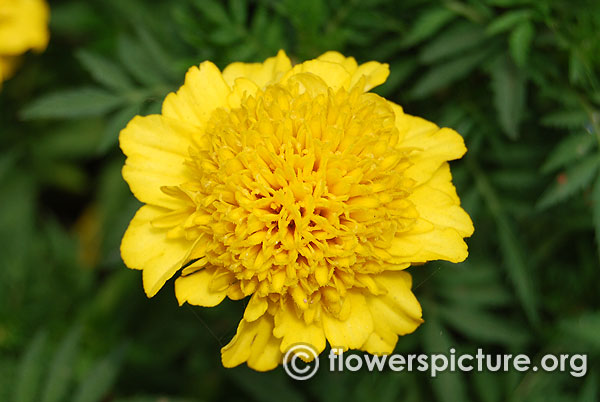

{"left": 410, "top": 163, "right": 474, "bottom": 237}
{"left": 222, "top": 49, "right": 292, "bottom": 88}
{"left": 322, "top": 291, "right": 373, "bottom": 350}
{"left": 175, "top": 266, "right": 228, "bottom": 307}
{"left": 121, "top": 205, "right": 193, "bottom": 297}
{"left": 243, "top": 293, "right": 268, "bottom": 321}
{"left": 221, "top": 315, "right": 282, "bottom": 371}
{"left": 316, "top": 51, "right": 389, "bottom": 92}
{"left": 361, "top": 271, "right": 423, "bottom": 355}
{"left": 227, "top": 283, "right": 246, "bottom": 300}
{"left": 389, "top": 226, "right": 469, "bottom": 264}
{"left": 227, "top": 77, "right": 260, "bottom": 109}
{"left": 317, "top": 51, "right": 358, "bottom": 73}
{"left": 388, "top": 163, "right": 473, "bottom": 264}
{"left": 281, "top": 59, "right": 352, "bottom": 91}
{"left": 120, "top": 115, "right": 194, "bottom": 210}
{"left": 349, "top": 61, "right": 390, "bottom": 92}
{"left": 162, "top": 61, "right": 230, "bottom": 128}
{"left": 394, "top": 111, "right": 467, "bottom": 185}
{"left": 273, "top": 301, "right": 326, "bottom": 354}
{"left": 0, "top": 0, "right": 49, "bottom": 55}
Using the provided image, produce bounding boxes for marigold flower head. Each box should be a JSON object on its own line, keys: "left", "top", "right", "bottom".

{"left": 120, "top": 50, "right": 474, "bottom": 371}
{"left": 0, "top": 0, "right": 49, "bottom": 83}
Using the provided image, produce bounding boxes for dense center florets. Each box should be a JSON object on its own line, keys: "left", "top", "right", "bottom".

{"left": 169, "top": 81, "right": 418, "bottom": 305}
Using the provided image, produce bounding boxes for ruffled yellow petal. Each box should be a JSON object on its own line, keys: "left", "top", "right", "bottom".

{"left": 221, "top": 315, "right": 283, "bottom": 371}
{"left": 121, "top": 205, "right": 193, "bottom": 297}
{"left": 394, "top": 109, "right": 467, "bottom": 185}
{"left": 322, "top": 291, "right": 374, "bottom": 350}
{"left": 316, "top": 51, "right": 358, "bottom": 72}
{"left": 281, "top": 59, "right": 352, "bottom": 91}
{"left": 316, "top": 51, "right": 389, "bottom": 91}
{"left": 226, "top": 77, "right": 260, "bottom": 109}
{"left": 243, "top": 293, "right": 269, "bottom": 321}
{"left": 388, "top": 164, "right": 472, "bottom": 264}
{"left": 410, "top": 163, "right": 474, "bottom": 237}
{"left": 175, "top": 266, "right": 228, "bottom": 307}
{"left": 273, "top": 301, "right": 326, "bottom": 354}
{"left": 361, "top": 271, "right": 423, "bottom": 355}
{"left": 389, "top": 226, "right": 469, "bottom": 264}
{"left": 0, "top": 0, "right": 49, "bottom": 55}
{"left": 162, "top": 61, "right": 230, "bottom": 128}
{"left": 222, "top": 49, "right": 292, "bottom": 88}
{"left": 349, "top": 62, "right": 390, "bottom": 91}
{"left": 120, "top": 115, "right": 195, "bottom": 210}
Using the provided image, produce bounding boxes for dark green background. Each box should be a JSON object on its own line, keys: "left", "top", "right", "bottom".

{"left": 1, "top": 0, "right": 599, "bottom": 401}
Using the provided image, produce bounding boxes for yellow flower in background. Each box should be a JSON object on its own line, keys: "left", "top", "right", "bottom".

{"left": 0, "top": 0, "right": 49, "bottom": 83}
{"left": 120, "top": 50, "right": 474, "bottom": 371}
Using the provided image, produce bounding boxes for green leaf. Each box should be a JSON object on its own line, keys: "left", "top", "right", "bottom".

{"left": 0, "top": 151, "right": 19, "bottom": 183}
{"left": 486, "top": 0, "right": 535, "bottom": 6}
{"left": 250, "top": 4, "right": 269, "bottom": 35}
{"left": 400, "top": 7, "right": 456, "bottom": 47}
{"left": 32, "top": 119, "right": 104, "bottom": 159}
{"left": 419, "top": 24, "right": 486, "bottom": 64}
{"left": 118, "top": 35, "right": 166, "bottom": 86}
{"left": 282, "top": 0, "right": 326, "bottom": 35}
{"left": 421, "top": 315, "right": 469, "bottom": 402}
{"left": 193, "top": 0, "right": 229, "bottom": 24}
{"left": 435, "top": 260, "right": 499, "bottom": 287}
{"left": 560, "top": 312, "right": 600, "bottom": 350}
{"left": 0, "top": 174, "right": 36, "bottom": 277}
{"left": 13, "top": 331, "right": 47, "bottom": 402}
{"left": 230, "top": 0, "right": 248, "bottom": 25}
{"left": 373, "top": 59, "right": 417, "bottom": 97}
{"left": 496, "top": 217, "right": 538, "bottom": 325}
{"left": 594, "top": 173, "right": 600, "bottom": 262}
{"left": 444, "top": 1, "right": 491, "bottom": 23}
{"left": 411, "top": 47, "right": 489, "bottom": 99}
{"left": 49, "top": 2, "right": 99, "bottom": 36}
{"left": 509, "top": 21, "right": 534, "bottom": 67}
{"left": 541, "top": 132, "right": 596, "bottom": 173}
{"left": 41, "top": 327, "right": 81, "bottom": 402}
{"left": 438, "top": 283, "right": 512, "bottom": 308}
{"left": 76, "top": 50, "right": 134, "bottom": 92}
{"left": 569, "top": 50, "right": 588, "bottom": 86}
{"left": 537, "top": 154, "right": 600, "bottom": 210}
{"left": 541, "top": 109, "right": 589, "bottom": 128}
{"left": 72, "top": 347, "right": 125, "bottom": 402}
{"left": 469, "top": 159, "right": 539, "bottom": 325}
{"left": 113, "top": 397, "right": 200, "bottom": 402}
{"left": 491, "top": 169, "right": 540, "bottom": 190}
{"left": 438, "top": 306, "right": 529, "bottom": 345}
{"left": 353, "top": 373, "right": 406, "bottom": 402}
{"left": 209, "top": 27, "right": 244, "bottom": 46}
{"left": 491, "top": 55, "right": 526, "bottom": 139}
{"left": 579, "top": 375, "right": 598, "bottom": 402}
{"left": 228, "top": 368, "right": 306, "bottom": 402}
{"left": 473, "top": 371, "right": 504, "bottom": 402}
{"left": 135, "top": 27, "right": 180, "bottom": 81}
{"left": 85, "top": 271, "right": 136, "bottom": 325}
{"left": 486, "top": 9, "right": 532, "bottom": 35}
{"left": 21, "top": 88, "right": 124, "bottom": 120}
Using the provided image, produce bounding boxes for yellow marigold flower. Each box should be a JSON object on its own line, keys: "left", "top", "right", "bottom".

{"left": 0, "top": 0, "right": 49, "bottom": 83}
{"left": 120, "top": 50, "right": 474, "bottom": 371}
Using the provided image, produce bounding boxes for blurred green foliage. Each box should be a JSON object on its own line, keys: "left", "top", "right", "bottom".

{"left": 1, "top": 0, "right": 599, "bottom": 401}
